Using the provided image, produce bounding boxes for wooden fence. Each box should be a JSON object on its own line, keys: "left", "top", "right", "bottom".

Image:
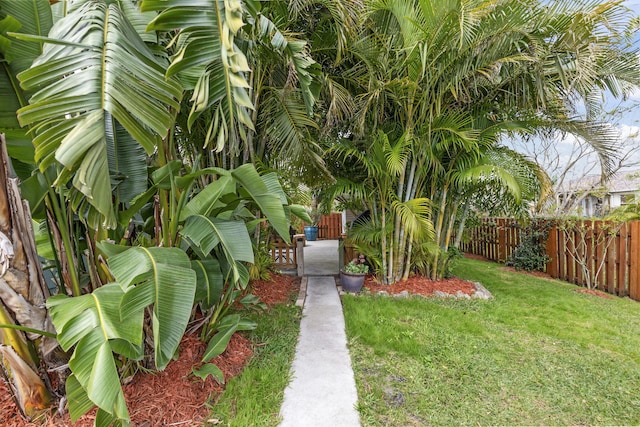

{"left": 461, "top": 218, "right": 640, "bottom": 301}
{"left": 317, "top": 213, "right": 343, "bottom": 239}
{"left": 270, "top": 237, "right": 304, "bottom": 276}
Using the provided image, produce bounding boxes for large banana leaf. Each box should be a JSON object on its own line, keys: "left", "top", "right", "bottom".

{"left": 231, "top": 163, "right": 290, "bottom": 241}
{"left": 180, "top": 216, "right": 254, "bottom": 265}
{"left": 105, "top": 112, "right": 148, "bottom": 205}
{"left": 181, "top": 164, "right": 290, "bottom": 240}
{"left": 141, "top": 0, "right": 254, "bottom": 150}
{"left": 47, "top": 283, "right": 143, "bottom": 423}
{"left": 0, "top": 0, "right": 52, "bottom": 166}
{"left": 14, "top": 1, "right": 182, "bottom": 228}
{"left": 104, "top": 245, "right": 197, "bottom": 370}
{"left": 181, "top": 174, "right": 235, "bottom": 219}
{"left": 191, "top": 259, "right": 224, "bottom": 310}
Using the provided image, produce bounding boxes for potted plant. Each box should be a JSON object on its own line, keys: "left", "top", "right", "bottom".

{"left": 303, "top": 209, "right": 321, "bottom": 241}
{"left": 340, "top": 255, "right": 369, "bottom": 293}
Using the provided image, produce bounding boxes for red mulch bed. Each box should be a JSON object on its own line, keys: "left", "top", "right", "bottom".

{"left": 249, "top": 273, "right": 300, "bottom": 305}
{"left": 575, "top": 288, "right": 614, "bottom": 299}
{"left": 363, "top": 274, "right": 476, "bottom": 296}
{"left": 0, "top": 273, "right": 300, "bottom": 427}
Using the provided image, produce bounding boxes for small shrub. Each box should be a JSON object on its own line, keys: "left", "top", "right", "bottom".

{"left": 249, "top": 239, "right": 275, "bottom": 281}
{"left": 443, "top": 246, "right": 463, "bottom": 278}
{"left": 343, "top": 255, "right": 369, "bottom": 274}
{"left": 506, "top": 219, "right": 551, "bottom": 272}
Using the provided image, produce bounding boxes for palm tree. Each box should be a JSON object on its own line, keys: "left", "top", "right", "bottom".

{"left": 148, "top": 0, "right": 345, "bottom": 188}
{"left": 334, "top": 0, "right": 639, "bottom": 282}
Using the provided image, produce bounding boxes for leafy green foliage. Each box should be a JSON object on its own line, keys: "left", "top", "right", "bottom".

{"left": 191, "top": 259, "right": 224, "bottom": 310}
{"left": 442, "top": 246, "right": 463, "bottom": 278}
{"left": 506, "top": 219, "right": 551, "bottom": 272}
{"left": 0, "top": 0, "right": 52, "bottom": 169}
{"left": 249, "top": 238, "right": 275, "bottom": 281}
{"left": 104, "top": 245, "right": 197, "bottom": 370}
{"left": 342, "top": 256, "right": 369, "bottom": 274}
{"left": 47, "top": 284, "right": 143, "bottom": 423}
{"left": 141, "top": 0, "right": 253, "bottom": 151}
{"left": 192, "top": 363, "right": 225, "bottom": 384}
{"left": 14, "top": 1, "right": 182, "bottom": 229}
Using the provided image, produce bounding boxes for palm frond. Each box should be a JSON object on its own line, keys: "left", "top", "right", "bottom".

{"left": 142, "top": 0, "right": 254, "bottom": 152}
{"left": 391, "top": 197, "right": 434, "bottom": 241}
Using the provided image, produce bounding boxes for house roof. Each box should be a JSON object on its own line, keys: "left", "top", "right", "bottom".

{"left": 557, "top": 171, "right": 640, "bottom": 194}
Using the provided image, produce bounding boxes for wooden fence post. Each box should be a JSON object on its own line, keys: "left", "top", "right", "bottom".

{"left": 629, "top": 221, "right": 640, "bottom": 300}
{"left": 296, "top": 237, "right": 304, "bottom": 277}
{"left": 497, "top": 218, "right": 506, "bottom": 262}
{"left": 618, "top": 222, "right": 629, "bottom": 297}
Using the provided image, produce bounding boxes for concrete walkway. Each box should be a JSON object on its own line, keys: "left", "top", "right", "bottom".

{"left": 279, "top": 240, "right": 361, "bottom": 427}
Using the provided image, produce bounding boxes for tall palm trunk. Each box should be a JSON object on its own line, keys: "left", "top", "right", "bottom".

{"left": 431, "top": 186, "right": 448, "bottom": 279}
{"left": 400, "top": 157, "right": 420, "bottom": 280}
{"left": 453, "top": 202, "right": 470, "bottom": 249}
{"left": 0, "top": 134, "right": 56, "bottom": 419}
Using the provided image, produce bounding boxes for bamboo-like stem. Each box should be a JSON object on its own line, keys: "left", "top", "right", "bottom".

{"left": 431, "top": 186, "right": 448, "bottom": 279}
{"left": 443, "top": 204, "right": 459, "bottom": 254}
{"left": 453, "top": 202, "right": 470, "bottom": 248}
{"left": 45, "top": 189, "right": 82, "bottom": 296}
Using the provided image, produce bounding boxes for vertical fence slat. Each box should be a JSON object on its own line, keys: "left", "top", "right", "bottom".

{"left": 607, "top": 228, "right": 617, "bottom": 294}
{"left": 595, "top": 221, "right": 605, "bottom": 291}
{"left": 567, "top": 228, "right": 576, "bottom": 284}
{"left": 629, "top": 221, "right": 640, "bottom": 300}
{"left": 618, "top": 222, "right": 629, "bottom": 297}
{"left": 497, "top": 218, "right": 506, "bottom": 262}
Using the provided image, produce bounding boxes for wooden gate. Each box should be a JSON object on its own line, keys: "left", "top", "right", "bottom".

{"left": 317, "top": 213, "right": 342, "bottom": 239}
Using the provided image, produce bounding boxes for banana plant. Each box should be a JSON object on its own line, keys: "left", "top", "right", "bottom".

{"left": 1, "top": 1, "right": 301, "bottom": 424}
{"left": 44, "top": 160, "right": 293, "bottom": 424}
{"left": 14, "top": 1, "right": 182, "bottom": 230}
{"left": 141, "top": 0, "right": 254, "bottom": 156}
{"left": 0, "top": 1, "right": 60, "bottom": 418}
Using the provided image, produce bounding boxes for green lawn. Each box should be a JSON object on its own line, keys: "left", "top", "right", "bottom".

{"left": 207, "top": 302, "right": 301, "bottom": 426}
{"left": 343, "top": 257, "right": 640, "bottom": 426}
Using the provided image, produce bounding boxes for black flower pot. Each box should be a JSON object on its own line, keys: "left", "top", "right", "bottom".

{"left": 340, "top": 271, "right": 366, "bottom": 293}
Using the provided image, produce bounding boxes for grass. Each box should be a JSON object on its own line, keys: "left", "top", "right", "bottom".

{"left": 206, "top": 302, "right": 301, "bottom": 426}
{"left": 343, "top": 257, "right": 640, "bottom": 426}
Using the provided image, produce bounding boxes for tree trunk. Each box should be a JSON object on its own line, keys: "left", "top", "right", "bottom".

{"left": 0, "top": 134, "right": 57, "bottom": 420}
